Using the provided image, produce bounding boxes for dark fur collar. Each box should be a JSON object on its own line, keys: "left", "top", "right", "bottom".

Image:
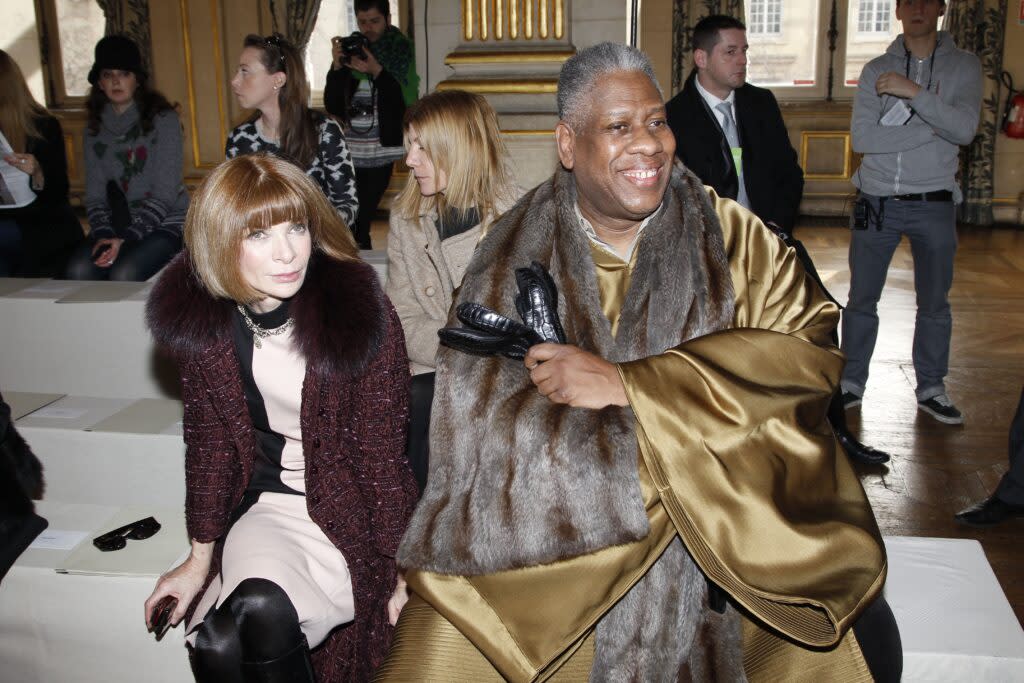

{"left": 147, "top": 251, "right": 388, "bottom": 378}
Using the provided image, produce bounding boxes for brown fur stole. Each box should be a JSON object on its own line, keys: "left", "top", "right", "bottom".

{"left": 397, "top": 163, "right": 735, "bottom": 575}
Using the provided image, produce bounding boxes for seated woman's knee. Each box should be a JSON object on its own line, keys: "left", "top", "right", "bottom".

{"left": 222, "top": 578, "right": 300, "bottom": 654}
{"left": 64, "top": 247, "right": 103, "bottom": 280}
{"left": 108, "top": 256, "right": 149, "bottom": 281}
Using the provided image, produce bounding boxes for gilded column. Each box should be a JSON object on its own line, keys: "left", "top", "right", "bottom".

{"left": 439, "top": 0, "right": 574, "bottom": 118}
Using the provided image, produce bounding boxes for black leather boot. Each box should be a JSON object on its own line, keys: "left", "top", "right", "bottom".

{"left": 828, "top": 391, "right": 891, "bottom": 465}
{"left": 241, "top": 635, "right": 315, "bottom": 683}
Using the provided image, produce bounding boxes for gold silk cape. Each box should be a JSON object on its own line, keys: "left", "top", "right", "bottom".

{"left": 378, "top": 190, "right": 885, "bottom": 683}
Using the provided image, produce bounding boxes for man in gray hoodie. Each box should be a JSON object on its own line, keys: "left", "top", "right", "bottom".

{"left": 841, "top": 0, "right": 981, "bottom": 424}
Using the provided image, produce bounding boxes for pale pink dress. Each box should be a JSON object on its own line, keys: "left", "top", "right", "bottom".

{"left": 186, "top": 327, "right": 354, "bottom": 647}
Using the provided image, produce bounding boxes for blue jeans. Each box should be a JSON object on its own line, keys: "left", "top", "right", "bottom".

{"left": 0, "top": 219, "right": 23, "bottom": 277}
{"left": 840, "top": 194, "right": 957, "bottom": 401}
{"left": 64, "top": 231, "right": 181, "bottom": 281}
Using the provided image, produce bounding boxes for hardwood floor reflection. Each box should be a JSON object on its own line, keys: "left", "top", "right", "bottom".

{"left": 801, "top": 222, "right": 1024, "bottom": 626}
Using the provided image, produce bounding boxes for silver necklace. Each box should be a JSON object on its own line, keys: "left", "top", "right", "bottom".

{"left": 236, "top": 304, "right": 294, "bottom": 348}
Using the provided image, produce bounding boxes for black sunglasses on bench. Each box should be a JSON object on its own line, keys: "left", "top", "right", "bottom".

{"left": 92, "top": 516, "right": 162, "bottom": 552}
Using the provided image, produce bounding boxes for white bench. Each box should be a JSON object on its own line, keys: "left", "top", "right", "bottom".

{"left": 0, "top": 251, "right": 389, "bottom": 402}
{"left": 0, "top": 501, "right": 192, "bottom": 683}
{"left": 883, "top": 536, "right": 1024, "bottom": 681}
{"left": 11, "top": 392, "right": 186, "bottom": 508}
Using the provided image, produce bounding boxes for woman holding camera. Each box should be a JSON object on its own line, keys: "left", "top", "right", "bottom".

{"left": 0, "top": 49, "right": 83, "bottom": 277}
{"left": 227, "top": 34, "right": 358, "bottom": 229}
{"left": 144, "top": 154, "right": 417, "bottom": 682}
{"left": 65, "top": 35, "right": 189, "bottom": 281}
{"left": 385, "top": 90, "right": 518, "bottom": 489}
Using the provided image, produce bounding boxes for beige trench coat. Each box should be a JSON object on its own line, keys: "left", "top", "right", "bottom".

{"left": 385, "top": 194, "right": 519, "bottom": 374}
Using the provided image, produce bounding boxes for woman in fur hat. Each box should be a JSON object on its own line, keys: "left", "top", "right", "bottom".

{"left": 385, "top": 90, "right": 520, "bottom": 490}
{"left": 64, "top": 35, "right": 189, "bottom": 281}
{"left": 143, "top": 153, "right": 417, "bottom": 682}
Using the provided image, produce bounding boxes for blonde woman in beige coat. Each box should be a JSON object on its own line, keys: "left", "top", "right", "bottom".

{"left": 385, "top": 90, "right": 519, "bottom": 489}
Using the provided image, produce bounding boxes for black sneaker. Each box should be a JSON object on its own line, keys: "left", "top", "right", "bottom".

{"left": 841, "top": 391, "right": 862, "bottom": 410}
{"left": 917, "top": 394, "right": 964, "bottom": 425}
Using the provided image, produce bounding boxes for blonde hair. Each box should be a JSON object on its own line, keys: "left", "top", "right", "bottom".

{"left": 394, "top": 90, "right": 514, "bottom": 224}
{"left": 185, "top": 154, "right": 359, "bottom": 303}
{"left": 0, "top": 49, "right": 48, "bottom": 153}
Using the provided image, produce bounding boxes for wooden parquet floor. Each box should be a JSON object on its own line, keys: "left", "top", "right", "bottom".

{"left": 799, "top": 222, "right": 1024, "bottom": 627}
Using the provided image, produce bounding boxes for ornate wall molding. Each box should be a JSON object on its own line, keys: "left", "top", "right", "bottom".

{"left": 179, "top": 0, "right": 229, "bottom": 170}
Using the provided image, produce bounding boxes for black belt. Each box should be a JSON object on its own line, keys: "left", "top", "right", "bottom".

{"left": 888, "top": 190, "right": 953, "bottom": 202}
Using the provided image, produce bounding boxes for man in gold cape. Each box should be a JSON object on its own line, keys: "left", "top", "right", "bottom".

{"left": 378, "top": 43, "right": 900, "bottom": 682}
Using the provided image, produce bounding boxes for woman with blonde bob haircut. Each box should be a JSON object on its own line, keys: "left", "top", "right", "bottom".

{"left": 145, "top": 153, "right": 418, "bottom": 682}
{"left": 386, "top": 89, "right": 520, "bottom": 490}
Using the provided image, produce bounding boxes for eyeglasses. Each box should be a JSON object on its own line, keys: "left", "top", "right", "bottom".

{"left": 92, "top": 516, "right": 162, "bottom": 552}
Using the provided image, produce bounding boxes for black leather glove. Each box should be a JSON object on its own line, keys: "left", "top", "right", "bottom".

{"left": 438, "top": 302, "right": 543, "bottom": 360}
{"left": 438, "top": 262, "right": 566, "bottom": 360}
{"left": 514, "top": 261, "right": 567, "bottom": 344}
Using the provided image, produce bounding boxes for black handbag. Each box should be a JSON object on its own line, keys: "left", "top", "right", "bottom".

{"left": 406, "top": 372, "right": 434, "bottom": 493}
{"left": 106, "top": 180, "right": 132, "bottom": 235}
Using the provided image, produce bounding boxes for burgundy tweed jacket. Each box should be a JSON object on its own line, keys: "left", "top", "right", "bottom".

{"left": 147, "top": 252, "right": 418, "bottom": 681}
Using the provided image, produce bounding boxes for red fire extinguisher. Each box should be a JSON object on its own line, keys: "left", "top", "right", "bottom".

{"left": 1001, "top": 71, "right": 1024, "bottom": 139}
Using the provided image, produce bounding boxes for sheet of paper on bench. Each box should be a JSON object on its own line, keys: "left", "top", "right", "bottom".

{"left": 10, "top": 279, "right": 82, "bottom": 299}
{"left": 15, "top": 502, "right": 119, "bottom": 569}
{"left": 86, "top": 398, "right": 184, "bottom": 434}
{"left": 55, "top": 280, "right": 149, "bottom": 303}
{"left": 17, "top": 395, "right": 134, "bottom": 430}
{"left": 0, "top": 277, "right": 48, "bottom": 297}
{"left": 30, "top": 529, "right": 89, "bottom": 551}
{"left": 4, "top": 391, "right": 65, "bottom": 420}
{"left": 0, "top": 129, "right": 35, "bottom": 208}
{"left": 57, "top": 505, "right": 188, "bottom": 577}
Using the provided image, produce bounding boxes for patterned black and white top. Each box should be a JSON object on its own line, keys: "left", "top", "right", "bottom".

{"left": 225, "top": 114, "right": 359, "bottom": 228}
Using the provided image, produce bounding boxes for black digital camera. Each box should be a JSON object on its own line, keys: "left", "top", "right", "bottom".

{"left": 339, "top": 32, "right": 370, "bottom": 60}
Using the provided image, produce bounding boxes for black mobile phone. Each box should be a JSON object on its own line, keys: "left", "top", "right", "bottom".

{"left": 92, "top": 242, "right": 113, "bottom": 260}
{"left": 150, "top": 595, "right": 177, "bottom": 641}
{"left": 852, "top": 197, "right": 869, "bottom": 230}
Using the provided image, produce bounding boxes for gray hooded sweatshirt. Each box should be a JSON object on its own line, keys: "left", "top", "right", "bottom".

{"left": 851, "top": 31, "right": 981, "bottom": 202}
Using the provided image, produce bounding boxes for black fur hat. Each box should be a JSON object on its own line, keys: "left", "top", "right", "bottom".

{"left": 87, "top": 35, "right": 147, "bottom": 85}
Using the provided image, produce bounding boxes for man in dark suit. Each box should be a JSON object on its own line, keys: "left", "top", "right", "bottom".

{"left": 666, "top": 14, "right": 802, "bottom": 236}
{"left": 666, "top": 15, "right": 890, "bottom": 465}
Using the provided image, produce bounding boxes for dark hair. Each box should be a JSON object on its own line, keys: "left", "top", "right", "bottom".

{"left": 354, "top": 0, "right": 390, "bottom": 16}
{"left": 242, "top": 33, "right": 319, "bottom": 169}
{"left": 692, "top": 15, "right": 746, "bottom": 54}
{"left": 85, "top": 70, "right": 176, "bottom": 136}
